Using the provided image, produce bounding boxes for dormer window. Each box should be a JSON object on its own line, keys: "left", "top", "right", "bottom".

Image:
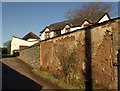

{"left": 65, "top": 28, "right": 70, "bottom": 33}
{"left": 83, "top": 23, "right": 90, "bottom": 27}
{"left": 45, "top": 32, "right": 50, "bottom": 39}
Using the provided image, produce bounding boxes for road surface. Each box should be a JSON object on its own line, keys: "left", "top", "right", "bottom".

{"left": 1, "top": 57, "right": 61, "bottom": 90}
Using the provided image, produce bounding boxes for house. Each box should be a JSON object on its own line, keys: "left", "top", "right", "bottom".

{"left": 11, "top": 32, "right": 40, "bottom": 55}
{"left": 40, "top": 13, "right": 110, "bottom": 40}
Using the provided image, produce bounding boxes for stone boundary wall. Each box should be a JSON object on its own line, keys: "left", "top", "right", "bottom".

{"left": 40, "top": 18, "right": 119, "bottom": 89}
{"left": 20, "top": 44, "right": 40, "bottom": 68}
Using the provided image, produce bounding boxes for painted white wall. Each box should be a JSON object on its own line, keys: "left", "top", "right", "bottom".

{"left": 61, "top": 25, "right": 71, "bottom": 34}
{"left": 50, "top": 31, "right": 54, "bottom": 38}
{"left": 71, "top": 21, "right": 90, "bottom": 31}
{"left": 27, "top": 38, "right": 37, "bottom": 41}
{"left": 40, "top": 32, "right": 45, "bottom": 40}
{"left": 81, "top": 21, "right": 90, "bottom": 28}
{"left": 40, "top": 28, "right": 52, "bottom": 40}
{"left": 71, "top": 27, "right": 83, "bottom": 31}
{"left": 40, "top": 15, "right": 110, "bottom": 41}
{"left": 45, "top": 28, "right": 50, "bottom": 32}
{"left": 98, "top": 14, "right": 110, "bottom": 23}
{"left": 61, "top": 29, "right": 66, "bottom": 34}
{"left": 11, "top": 37, "right": 38, "bottom": 54}
{"left": 61, "top": 21, "right": 90, "bottom": 33}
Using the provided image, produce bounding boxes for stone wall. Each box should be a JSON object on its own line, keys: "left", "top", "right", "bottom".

{"left": 40, "top": 18, "right": 119, "bottom": 89}
{"left": 20, "top": 44, "right": 40, "bottom": 68}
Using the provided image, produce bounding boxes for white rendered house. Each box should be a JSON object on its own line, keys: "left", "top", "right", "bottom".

{"left": 11, "top": 32, "right": 39, "bottom": 54}
{"left": 40, "top": 13, "right": 110, "bottom": 40}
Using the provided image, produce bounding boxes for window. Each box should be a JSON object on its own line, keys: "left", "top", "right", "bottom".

{"left": 55, "top": 30, "right": 61, "bottom": 37}
{"left": 65, "top": 28, "right": 70, "bottom": 33}
{"left": 45, "top": 32, "right": 50, "bottom": 39}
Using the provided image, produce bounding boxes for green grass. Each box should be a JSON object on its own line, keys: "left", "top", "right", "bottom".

{"left": 33, "top": 69, "right": 80, "bottom": 89}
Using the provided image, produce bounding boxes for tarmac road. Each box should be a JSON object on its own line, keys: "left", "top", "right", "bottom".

{"left": 2, "top": 62, "right": 42, "bottom": 90}
{"left": 1, "top": 57, "right": 61, "bottom": 90}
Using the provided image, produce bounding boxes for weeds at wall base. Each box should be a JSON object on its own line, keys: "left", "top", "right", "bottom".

{"left": 33, "top": 68, "right": 80, "bottom": 89}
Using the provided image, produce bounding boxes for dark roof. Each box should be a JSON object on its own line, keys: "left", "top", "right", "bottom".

{"left": 22, "top": 32, "right": 40, "bottom": 40}
{"left": 40, "top": 17, "right": 119, "bottom": 42}
{"left": 48, "top": 18, "right": 86, "bottom": 30}
{"left": 40, "top": 13, "right": 110, "bottom": 33}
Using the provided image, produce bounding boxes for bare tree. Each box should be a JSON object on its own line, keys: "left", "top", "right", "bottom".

{"left": 65, "top": 2, "right": 112, "bottom": 20}
{"left": 3, "top": 40, "right": 11, "bottom": 54}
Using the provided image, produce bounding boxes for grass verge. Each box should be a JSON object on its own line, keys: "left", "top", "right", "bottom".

{"left": 33, "top": 68, "right": 80, "bottom": 89}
